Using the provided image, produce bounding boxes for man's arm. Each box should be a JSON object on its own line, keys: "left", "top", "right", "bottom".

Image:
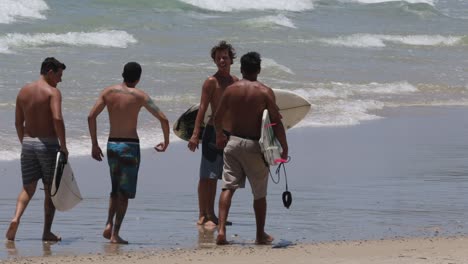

{"left": 213, "top": 89, "right": 230, "bottom": 149}
{"left": 87, "top": 91, "right": 106, "bottom": 161}
{"left": 50, "top": 89, "right": 68, "bottom": 156}
{"left": 142, "top": 94, "right": 170, "bottom": 152}
{"left": 265, "top": 88, "right": 288, "bottom": 159}
{"left": 188, "top": 77, "right": 216, "bottom": 151}
{"left": 15, "top": 96, "right": 24, "bottom": 144}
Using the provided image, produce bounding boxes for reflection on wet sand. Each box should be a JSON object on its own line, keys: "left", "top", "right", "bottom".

{"left": 197, "top": 225, "right": 216, "bottom": 248}
{"left": 42, "top": 241, "right": 58, "bottom": 257}
{"left": 5, "top": 241, "right": 18, "bottom": 258}
{"left": 103, "top": 242, "right": 124, "bottom": 255}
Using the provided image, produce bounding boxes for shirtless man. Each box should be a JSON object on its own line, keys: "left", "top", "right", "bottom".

{"left": 214, "top": 52, "right": 288, "bottom": 245}
{"left": 88, "top": 62, "right": 170, "bottom": 244}
{"left": 6, "top": 57, "right": 68, "bottom": 241}
{"left": 187, "top": 41, "right": 238, "bottom": 226}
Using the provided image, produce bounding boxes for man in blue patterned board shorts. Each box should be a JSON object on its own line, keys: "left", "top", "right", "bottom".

{"left": 88, "top": 62, "right": 170, "bottom": 244}
{"left": 214, "top": 52, "right": 289, "bottom": 245}
{"left": 107, "top": 138, "right": 140, "bottom": 199}
{"left": 187, "top": 41, "right": 238, "bottom": 227}
{"left": 6, "top": 58, "right": 68, "bottom": 242}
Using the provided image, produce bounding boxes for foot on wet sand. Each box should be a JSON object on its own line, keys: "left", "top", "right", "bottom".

{"left": 196, "top": 216, "right": 205, "bottom": 225}
{"left": 204, "top": 216, "right": 233, "bottom": 226}
{"left": 110, "top": 235, "right": 128, "bottom": 244}
{"left": 103, "top": 224, "right": 112, "bottom": 239}
{"left": 216, "top": 234, "right": 229, "bottom": 245}
{"left": 6, "top": 221, "right": 19, "bottom": 241}
{"left": 42, "top": 232, "right": 61, "bottom": 242}
{"left": 256, "top": 232, "right": 274, "bottom": 245}
{"left": 204, "top": 220, "right": 217, "bottom": 228}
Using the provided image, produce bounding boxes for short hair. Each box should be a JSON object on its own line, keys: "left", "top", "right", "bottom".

{"left": 40, "top": 57, "right": 66, "bottom": 75}
{"left": 240, "top": 52, "right": 261, "bottom": 75}
{"left": 210, "top": 40, "right": 236, "bottom": 64}
{"left": 122, "top": 62, "right": 142, "bottom": 83}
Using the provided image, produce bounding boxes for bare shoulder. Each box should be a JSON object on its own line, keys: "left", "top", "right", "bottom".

{"left": 204, "top": 76, "right": 218, "bottom": 87}
{"left": 17, "top": 82, "right": 33, "bottom": 96}
{"left": 225, "top": 80, "right": 242, "bottom": 93}
{"left": 135, "top": 88, "right": 149, "bottom": 100}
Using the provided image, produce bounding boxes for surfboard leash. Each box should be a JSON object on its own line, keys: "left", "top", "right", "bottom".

{"left": 269, "top": 156, "right": 292, "bottom": 209}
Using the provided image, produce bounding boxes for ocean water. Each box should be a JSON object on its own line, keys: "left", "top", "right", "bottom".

{"left": 0, "top": 0, "right": 468, "bottom": 259}
{"left": 0, "top": 0, "right": 467, "bottom": 160}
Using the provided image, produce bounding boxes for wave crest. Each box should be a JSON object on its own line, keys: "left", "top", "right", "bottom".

{"left": 0, "top": 0, "right": 49, "bottom": 24}
{"left": 179, "top": 0, "right": 314, "bottom": 12}
{"left": 320, "top": 34, "right": 465, "bottom": 48}
{"left": 0, "top": 30, "right": 138, "bottom": 53}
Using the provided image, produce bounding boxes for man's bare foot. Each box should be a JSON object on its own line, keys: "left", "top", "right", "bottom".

{"left": 216, "top": 234, "right": 229, "bottom": 245}
{"left": 110, "top": 235, "right": 128, "bottom": 244}
{"left": 204, "top": 220, "right": 217, "bottom": 228}
{"left": 6, "top": 221, "right": 19, "bottom": 241}
{"left": 205, "top": 216, "right": 233, "bottom": 226}
{"left": 42, "top": 232, "right": 61, "bottom": 242}
{"left": 196, "top": 216, "right": 205, "bottom": 225}
{"left": 103, "top": 224, "right": 112, "bottom": 239}
{"left": 256, "top": 232, "right": 274, "bottom": 245}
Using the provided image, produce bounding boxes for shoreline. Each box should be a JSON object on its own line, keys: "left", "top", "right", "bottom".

{"left": 2, "top": 105, "right": 468, "bottom": 260}
{"left": 3, "top": 236, "right": 468, "bottom": 264}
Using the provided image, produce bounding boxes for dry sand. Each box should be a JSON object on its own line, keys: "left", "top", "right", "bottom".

{"left": 3, "top": 236, "right": 468, "bottom": 264}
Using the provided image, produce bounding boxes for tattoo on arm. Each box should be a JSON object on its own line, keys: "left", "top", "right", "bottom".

{"left": 147, "top": 97, "right": 160, "bottom": 113}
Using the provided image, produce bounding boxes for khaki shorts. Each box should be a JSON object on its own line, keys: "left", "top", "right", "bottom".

{"left": 222, "top": 136, "right": 269, "bottom": 200}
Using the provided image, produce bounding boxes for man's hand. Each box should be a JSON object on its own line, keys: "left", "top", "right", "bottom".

{"left": 92, "top": 145, "right": 104, "bottom": 161}
{"left": 155, "top": 142, "right": 168, "bottom": 152}
{"left": 281, "top": 148, "right": 288, "bottom": 161}
{"left": 215, "top": 133, "right": 228, "bottom": 149}
{"left": 60, "top": 147, "right": 69, "bottom": 159}
{"left": 187, "top": 135, "right": 199, "bottom": 152}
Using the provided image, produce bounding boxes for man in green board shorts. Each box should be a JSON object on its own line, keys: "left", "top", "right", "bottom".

{"left": 6, "top": 57, "right": 68, "bottom": 241}
{"left": 214, "top": 52, "right": 288, "bottom": 245}
{"left": 88, "top": 62, "right": 170, "bottom": 244}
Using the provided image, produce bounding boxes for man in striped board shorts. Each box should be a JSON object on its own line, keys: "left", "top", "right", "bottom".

{"left": 6, "top": 57, "right": 68, "bottom": 242}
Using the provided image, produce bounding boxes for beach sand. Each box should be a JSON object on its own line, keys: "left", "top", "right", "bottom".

{"left": 3, "top": 236, "right": 468, "bottom": 264}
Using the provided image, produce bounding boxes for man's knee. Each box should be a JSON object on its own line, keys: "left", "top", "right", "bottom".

{"left": 23, "top": 182, "right": 38, "bottom": 197}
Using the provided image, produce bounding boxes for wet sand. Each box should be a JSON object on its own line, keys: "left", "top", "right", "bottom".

{"left": 3, "top": 236, "right": 468, "bottom": 264}
{"left": 1, "top": 106, "right": 468, "bottom": 260}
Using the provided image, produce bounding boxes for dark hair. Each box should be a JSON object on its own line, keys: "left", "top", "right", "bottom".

{"left": 122, "top": 62, "right": 142, "bottom": 83}
{"left": 210, "top": 40, "right": 236, "bottom": 64}
{"left": 240, "top": 52, "right": 261, "bottom": 75}
{"left": 40, "top": 57, "right": 66, "bottom": 75}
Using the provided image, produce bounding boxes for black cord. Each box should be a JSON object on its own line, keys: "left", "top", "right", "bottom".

{"left": 269, "top": 156, "right": 291, "bottom": 187}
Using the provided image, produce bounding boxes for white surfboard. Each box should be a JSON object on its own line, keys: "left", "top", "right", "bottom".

{"left": 51, "top": 152, "right": 82, "bottom": 211}
{"left": 173, "top": 89, "right": 311, "bottom": 140}
{"left": 273, "top": 89, "right": 311, "bottom": 129}
{"left": 260, "top": 109, "right": 283, "bottom": 166}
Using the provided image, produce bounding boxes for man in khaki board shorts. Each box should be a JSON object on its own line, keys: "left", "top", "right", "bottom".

{"left": 213, "top": 52, "right": 288, "bottom": 245}
{"left": 6, "top": 57, "right": 68, "bottom": 241}
{"left": 187, "top": 41, "right": 238, "bottom": 227}
{"left": 88, "top": 62, "right": 170, "bottom": 244}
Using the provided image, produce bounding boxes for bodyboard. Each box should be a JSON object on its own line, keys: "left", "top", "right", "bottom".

{"left": 259, "top": 109, "right": 283, "bottom": 166}
{"left": 51, "top": 152, "right": 82, "bottom": 211}
{"left": 173, "top": 105, "right": 206, "bottom": 141}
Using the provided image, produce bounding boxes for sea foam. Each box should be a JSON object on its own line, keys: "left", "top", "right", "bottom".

{"left": 243, "top": 14, "right": 297, "bottom": 29}
{"left": 0, "top": 30, "right": 137, "bottom": 53}
{"left": 342, "top": 0, "right": 435, "bottom": 5}
{"left": 0, "top": 0, "right": 49, "bottom": 24}
{"left": 320, "top": 34, "right": 464, "bottom": 48}
{"left": 179, "top": 0, "right": 314, "bottom": 12}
